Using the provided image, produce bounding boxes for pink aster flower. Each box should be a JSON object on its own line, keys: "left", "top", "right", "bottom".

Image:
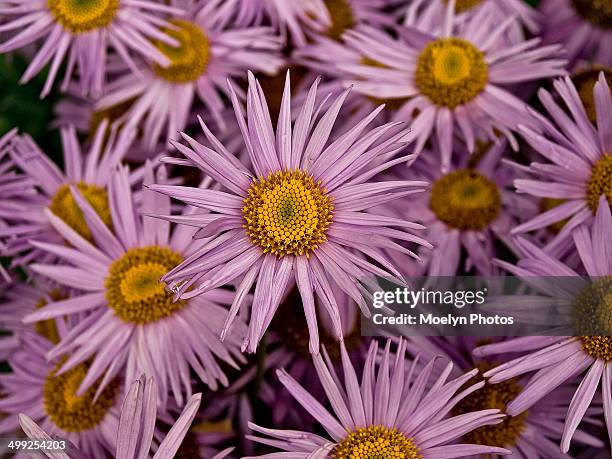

{"left": 384, "top": 140, "right": 536, "bottom": 275}
{"left": 23, "top": 163, "right": 247, "bottom": 408}
{"left": 0, "top": 0, "right": 182, "bottom": 97}
{"left": 0, "top": 122, "right": 136, "bottom": 268}
{"left": 96, "top": 0, "right": 284, "bottom": 150}
{"left": 339, "top": 0, "right": 566, "bottom": 171}
{"left": 148, "top": 72, "right": 430, "bottom": 354}
{"left": 541, "top": 0, "right": 612, "bottom": 65}
{"left": 475, "top": 196, "right": 612, "bottom": 454}
{"left": 0, "top": 325, "right": 123, "bottom": 458}
{"left": 406, "top": 336, "right": 605, "bottom": 457}
{"left": 246, "top": 338, "right": 511, "bottom": 458}
{"left": 511, "top": 74, "right": 612, "bottom": 253}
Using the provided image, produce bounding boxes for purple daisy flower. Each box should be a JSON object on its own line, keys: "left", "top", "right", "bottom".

{"left": 338, "top": 0, "right": 566, "bottom": 171}
{"left": 540, "top": 0, "right": 612, "bottom": 65}
{"left": 148, "top": 71, "right": 430, "bottom": 354}
{"left": 246, "top": 338, "right": 511, "bottom": 458}
{"left": 384, "top": 140, "right": 536, "bottom": 275}
{"left": 23, "top": 164, "right": 248, "bottom": 407}
{"left": 475, "top": 196, "right": 612, "bottom": 454}
{"left": 0, "top": 0, "right": 182, "bottom": 97}
{"left": 511, "top": 74, "right": 612, "bottom": 253}
{"left": 0, "top": 325, "right": 123, "bottom": 458}
{"left": 96, "top": 0, "right": 284, "bottom": 150}
{"left": 0, "top": 122, "right": 136, "bottom": 268}
{"left": 406, "top": 336, "right": 605, "bottom": 457}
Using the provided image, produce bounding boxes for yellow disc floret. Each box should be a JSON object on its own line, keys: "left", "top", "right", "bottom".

{"left": 243, "top": 170, "right": 333, "bottom": 257}
{"left": 105, "top": 246, "right": 186, "bottom": 324}
{"left": 324, "top": 0, "right": 355, "bottom": 40}
{"left": 415, "top": 38, "right": 488, "bottom": 108}
{"left": 44, "top": 362, "right": 118, "bottom": 432}
{"left": 332, "top": 425, "right": 421, "bottom": 459}
{"left": 48, "top": 0, "right": 119, "bottom": 33}
{"left": 49, "top": 182, "right": 112, "bottom": 241}
{"left": 443, "top": 0, "right": 484, "bottom": 13}
{"left": 586, "top": 154, "right": 612, "bottom": 212}
{"left": 153, "top": 20, "right": 210, "bottom": 84}
{"left": 572, "top": 276, "right": 612, "bottom": 360}
{"left": 570, "top": 0, "right": 612, "bottom": 29}
{"left": 429, "top": 169, "right": 501, "bottom": 231}
{"left": 35, "top": 290, "right": 66, "bottom": 344}
{"left": 453, "top": 365, "right": 528, "bottom": 447}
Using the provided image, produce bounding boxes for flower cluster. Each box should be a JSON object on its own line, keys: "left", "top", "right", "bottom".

{"left": 0, "top": 0, "right": 611, "bottom": 457}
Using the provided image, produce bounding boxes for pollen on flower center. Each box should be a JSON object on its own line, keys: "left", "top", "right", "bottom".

{"left": 429, "top": 169, "right": 501, "bottom": 231}
{"left": 572, "top": 66, "right": 612, "bottom": 123}
{"left": 415, "top": 38, "right": 488, "bottom": 108}
{"left": 105, "top": 246, "right": 186, "bottom": 324}
{"left": 586, "top": 155, "right": 612, "bottom": 212}
{"left": 324, "top": 0, "right": 355, "bottom": 40}
{"left": 443, "top": 0, "right": 484, "bottom": 13}
{"left": 47, "top": 0, "right": 120, "bottom": 33}
{"left": 49, "top": 182, "right": 112, "bottom": 241}
{"left": 242, "top": 170, "right": 333, "bottom": 258}
{"left": 44, "top": 362, "right": 118, "bottom": 432}
{"left": 572, "top": 276, "right": 612, "bottom": 360}
{"left": 331, "top": 425, "right": 421, "bottom": 459}
{"left": 153, "top": 20, "right": 210, "bottom": 84}
{"left": 570, "top": 0, "right": 612, "bottom": 29}
{"left": 453, "top": 365, "right": 528, "bottom": 447}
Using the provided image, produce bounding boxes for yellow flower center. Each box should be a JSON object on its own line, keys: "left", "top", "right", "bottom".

{"left": 572, "top": 66, "right": 612, "bottom": 123}
{"left": 105, "top": 246, "right": 186, "bottom": 324}
{"left": 35, "top": 290, "right": 66, "bottom": 344}
{"left": 49, "top": 182, "right": 112, "bottom": 241}
{"left": 429, "top": 169, "right": 501, "bottom": 231}
{"left": 243, "top": 170, "right": 333, "bottom": 258}
{"left": 453, "top": 365, "right": 528, "bottom": 447}
{"left": 332, "top": 425, "right": 421, "bottom": 459}
{"left": 324, "top": 0, "right": 355, "bottom": 40}
{"left": 153, "top": 20, "right": 210, "bottom": 84}
{"left": 443, "top": 0, "right": 484, "bottom": 13}
{"left": 47, "top": 0, "right": 119, "bottom": 33}
{"left": 415, "top": 38, "right": 488, "bottom": 108}
{"left": 586, "top": 154, "right": 612, "bottom": 212}
{"left": 570, "top": 0, "right": 612, "bottom": 29}
{"left": 572, "top": 277, "right": 612, "bottom": 360}
{"left": 43, "top": 362, "right": 118, "bottom": 432}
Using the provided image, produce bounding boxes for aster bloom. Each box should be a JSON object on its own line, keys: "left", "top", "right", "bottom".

{"left": 540, "top": 0, "right": 612, "bottom": 65}
{"left": 0, "top": 324, "right": 122, "bottom": 458}
{"left": 149, "top": 71, "right": 430, "bottom": 354}
{"left": 0, "top": 121, "right": 135, "bottom": 268}
{"left": 384, "top": 140, "right": 536, "bottom": 275}
{"left": 511, "top": 74, "right": 612, "bottom": 253}
{"left": 22, "top": 163, "right": 247, "bottom": 408}
{"left": 405, "top": 336, "right": 605, "bottom": 457}
{"left": 0, "top": 0, "right": 182, "bottom": 97}
{"left": 96, "top": 0, "right": 284, "bottom": 150}
{"left": 246, "top": 338, "right": 511, "bottom": 458}
{"left": 475, "top": 196, "right": 612, "bottom": 454}
{"left": 339, "top": 0, "right": 566, "bottom": 171}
